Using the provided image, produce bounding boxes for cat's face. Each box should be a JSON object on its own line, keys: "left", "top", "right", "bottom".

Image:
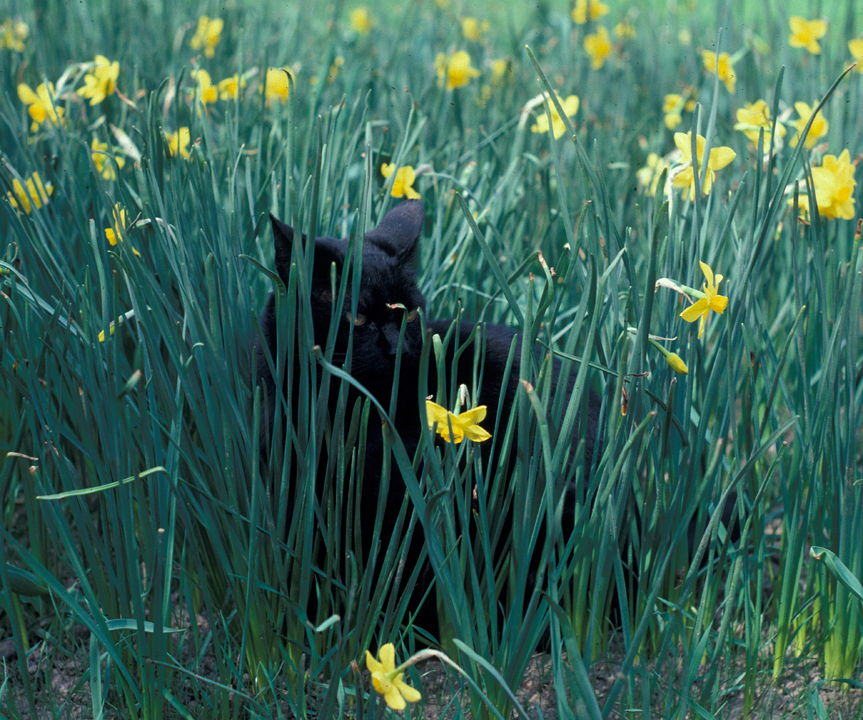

{"left": 270, "top": 200, "right": 427, "bottom": 380}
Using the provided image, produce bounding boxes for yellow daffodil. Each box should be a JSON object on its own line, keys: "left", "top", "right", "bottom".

{"left": 571, "top": 0, "right": 609, "bottom": 25}
{"left": 614, "top": 21, "right": 636, "bottom": 41}
{"left": 701, "top": 50, "right": 736, "bottom": 94}
{"left": 190, "top": 15, "right": 223, "bottom": 58}
{"left": 365, "top": 644, "right": 422, "bottom": 711}
{"left": 217, "top": 74, "right": 245, "bottom": 100}
{"left": 76, "top": 55, "right": 119, "bottom": 105}
{"left": 672, "top": 131, "right": 736, "bottom": 201}
{"left": 531, "top": 93, "right": 579, "bottom": 140}
{"left": 434, "top": 50, "right": 480, "bottom": 91}
{"left": 849, "top": 39, "right": 863, "bottom": 72}
{"left": 18, "top": 82, "right": 64, "bottom": 132}
{"left": 792, "top": 149, "right": 856, "bottom": 221}
{"left": 490, "top": 58, "right": 511, "bottom": 84}
{"left": 192, "top": 69, "right": 218, "bottom": 106}
{"left": 104, "top": 203, "right": 140, "bottom": 256}
{"left": 788, "top": 16, "right": 827, "bottom": 55}
{"left": 663, "top": 93, "right": 684, "bottom": 130}
{"left": 461, "top": 17, "right": 489, "bottom": 42}
{"left": 165, "top": 127, "right": 191, "bottom": 159}
{"left": 1, "top": 19, "right": 28, "bottom": 52}
{"left": 636, "top": 153, "right": 669, "bottom": 197}
{"left": 789, "top": 101, "right": 828, "bottom": 149}
{"left": 263, "top": 67, "right": 292, "bottom": 105}
{"left": 734, "top": 99, "right": 786, "bottom": 147}
{"left": 680, "top": 261, "right": 728, "bottom": 339}
{"left": 426, "top": 400, "right": 492, "bottom": 444}
{"left": 381, "top": 163, "right": 420, "bottom": 199}
{"left": 584, "top": 25, "right": 612, "bottom": 69}
{"left": 349, "top": 6, "right": 375, "bottom": 34}
{"left": 91, "top": 139, "right": 125, "bottom": 181}
{"left": 6, "top": 172, "right": 52, "bottom": 214}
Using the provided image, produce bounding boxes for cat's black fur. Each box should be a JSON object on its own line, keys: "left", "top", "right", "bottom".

{"left": 256, "top": 199, "right": 604, "bottom": 636}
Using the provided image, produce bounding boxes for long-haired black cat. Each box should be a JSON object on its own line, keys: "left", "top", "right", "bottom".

{"left": 256, "top": 199, "right": 605, "bottom": 640}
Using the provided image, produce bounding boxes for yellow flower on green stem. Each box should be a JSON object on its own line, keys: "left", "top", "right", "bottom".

{"left": 217, "top": 74, "right": 245, "bottom": 100}
{"left": 350, "top": 6, "right": 375, "bottom": 34}
{"left": 584, "top": 25, "right": 612, "bottom": 69}
{"left": 6, "top": 172, "right": 52, "bottom": 214}
{"left": 461, "top": 17, "right": 489, "bottom": 42}
{"left": 263, "top": 67, "right": 292, "bottom": 105}
{"left": 734, "top": 99, "right": 785, "bottom": 147}
{"left": 18, "top": 82, "right": 64, "bottom": 132}
{"left": 636, "top": 153, "right": 669, "bottom": 197}
{"left": 679, "top": 262, "right": 728, "bottom": 339}
{"left": 701, "top": 50, "right": 736, "bottom": 94}
{"left": 426, "top": 399, "right": 491, "bottom": 444}
{"left": 381, "top": 164, "right": 420, "bottom": 199}
{"left": 192, "top": 69, "right": 218, "bottom": 106}
{"left": 434, "top": 50, "right": 480, "bottom": 90}
{"left": 165, "top": 127, "right": 191, "bottom": 159}
{"left": 91, "top": 139, "right": 125, "bottom": 181}
{"left": 788, "top": 16, "right": 827, "bottom": 55}
{"left": 571, "top": 0, "right": 609, "bottom": 24}
{"left": 190, "top": 15, "right": 223, "bottom": 58}
{"left": 530, "top": 93, "right": 579, "bottom": 140}
{"left": 789, "top": 101, "right": 828, "bottom": 149}
{"left": 849, "top": 39, "right": 863, "bottom": 72}
{"left": 672, "top": 131, "right": 736, "bottom": 201}
{"left": 791, "top": 149, "right": 856, "bottom": 221}
{"left": 76, "top": 55, "right": 119, "bottom": 105}
{"left": 105, "top": 203, "right": 140, "bottom": 256}
{"left": 1, "top": 19, "right": 28, "bottom": 52}
{"left": 365, "top": 644, "right": 422, "bottom": 711}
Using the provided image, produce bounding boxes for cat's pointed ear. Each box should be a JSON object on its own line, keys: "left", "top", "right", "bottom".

{"left": 364, "top": 199, "right": 424, "bottom": 264}
{"left": 270, "top": 213, "right": 297, "bottom": 282}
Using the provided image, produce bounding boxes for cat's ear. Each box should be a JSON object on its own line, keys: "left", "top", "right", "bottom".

{"left": 270, "top": 213, "right": 299, "bottom": 282}
{"left": 364, "top": 199, "right": 424, "bottom": 265}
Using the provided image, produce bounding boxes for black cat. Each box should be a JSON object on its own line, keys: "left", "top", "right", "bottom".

{"left": 255, "top": 199, "right": 605, "bottom": 638}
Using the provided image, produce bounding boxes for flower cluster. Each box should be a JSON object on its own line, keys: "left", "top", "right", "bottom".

{"left": 189, "top": 15, "right": 223, "bottom": 58}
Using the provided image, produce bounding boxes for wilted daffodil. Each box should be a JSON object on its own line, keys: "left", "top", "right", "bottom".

{"left": 679, "top": 262, "right": 728, "bottom": 339}
{"left": 584, "top": 25, "right": 612, "bottom": 69}
{"left": 531, "top": 93, "right": 579, "bottom": 140}
{"left": 91, "top": 139, "right": 125, "bottom": 180}
{"left": 2, "top": 19, "right": 28, "bottom": 52}
{"left": 788, "top": 16, "right": 827, "bottom": 55}
{"left": 792, "top": 149, "right": 856, "bottom": 221}
{"left": 365, "top": 644, "right": 422, "bottom": 711}
{"left": 426, "top": 399, "right": 491, "bottom": 444}
{"left": 850, "top": 39, "right": 863, "bottom": 72}
{"left": 6, "top": 172, "right": 52, "bottom": 214}
{"left": 164, "top": 127, "right": 191, "bottom": 159}
{"left": 76, "top": 55, "right": 119, "bottom": 105}
{"left": 190, "top": 15, "right": 223, "bottom": 58}
{"left": 349, "top": 6, "right": 375, "bottom": 35}
{"left": 263, "top": 67, "right": 292, "bottom": 105}
{"left": 381, "top": 163, "right": 420, "bottom": 200}
{"left": 571, "top": 0, "right": 609, "bottom": 24}
{"left": 192, "top": 69, "right": 218, "bottom": 106}
{"left": 789, "top": 101, "right": 828, "bottom": 149}
{"left": 672, "top": 131, "right": 736, "bottom": 201}
{"left": 702, "top": 50, "right": 736, "bottom": 94}
{"left": 18, "top": 82, "right": 64, "bottom": 132}
{"left": 105, "top": 203, "right": 140, "bottom": 256}
{"left": 734, "top": 99, "right": 785, "bottom": 147}
{"left": 435, "top": 50, "right": 480, "bottom": 91}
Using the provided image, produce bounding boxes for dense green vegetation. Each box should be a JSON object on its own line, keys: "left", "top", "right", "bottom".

{"left": 1, "top": 0, "right": 862, "bottom": 717}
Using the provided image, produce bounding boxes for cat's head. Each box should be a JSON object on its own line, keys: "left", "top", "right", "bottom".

{"left": 269, "top": 199, "right": 427, "bottom": 377}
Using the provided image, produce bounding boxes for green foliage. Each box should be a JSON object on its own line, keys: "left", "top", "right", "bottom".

{"left": 1, "top": 0, "right": 862, "bottom": 718}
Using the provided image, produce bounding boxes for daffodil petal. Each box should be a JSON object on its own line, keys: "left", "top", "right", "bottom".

{"left": 680, "top": 298, "right": 709, "bottom": 323}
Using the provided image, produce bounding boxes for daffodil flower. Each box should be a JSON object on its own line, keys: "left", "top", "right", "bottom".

{"left": 434, "top": 50, "right": 480, "bottom": 91}
{"left": 18, "top": 82, "right": 64, "bottom": 132}
{"left": 76, "top": 55, "right": 119, "bottom": 105}
{"left": 2, "top": 19, "right": 29, "bottom": 52}
{"left": 788, "top": 16, "right": 827, "bottom": 55}
{"left": 584, "top": 25, "right": 612, "bottom": 70}
{"left": 381, "top": 163, "right": 421, "bottom": 199}
{"left": 461, "top": 17, "right": 489, "bottom": 42}
{"left": 365, "top": 644, "right": 422, "bottom": 711}
{"left": 349, "top": 6, "right": 375, "bottom": 35}
{"left": 164, "top": 127, "right": 191, "bottom": 159}
{"left": 217, "top": 74, "right": 245, "bottom": 100}
{"left": 105, "top": 204, "right": 141, "bottom": 257}
{"left": 426, "top": 399, "right": 492, "bottom": 444}
{"left": 849, "top": 39, "right": 863, "bottom": 73}
{"left": 636, "top": 153, "right": 669, "bottom": 198}
{"left": 571, "top": 0, "right": 609, "bottom": 24}
{"left": 701, "top": 50, "right": 736, "bottom": 94}
{"left": 531, "top": 93, "right": 579, "bottom": 140}
{"left": 263, "top": 67, "right": 292, "bottom": 105}
{"left": 6, "top": 172, "right": 52, "bottom": 214}
{"left": 91, "top": 138, "right": 125, "bottom": 181}
{"left": 672, "top": 131, "right": 736, "bottom": 201}
{"left": 679, "top": 262, "right": 728, "bottom": 339}
{"left": 734, "top": 99, "right": 785, "bottom": 147}
{"left": 791, "top": 149, "right": 856, "bottom": 221}
{"left": 789, "top": 101, "right": 828, "bottom": 149}
{"left": 192, "top": 69, "right": 218, "bottom": 106}
{"left": 189, "top": 15, "right": 223, "bottom": 58}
